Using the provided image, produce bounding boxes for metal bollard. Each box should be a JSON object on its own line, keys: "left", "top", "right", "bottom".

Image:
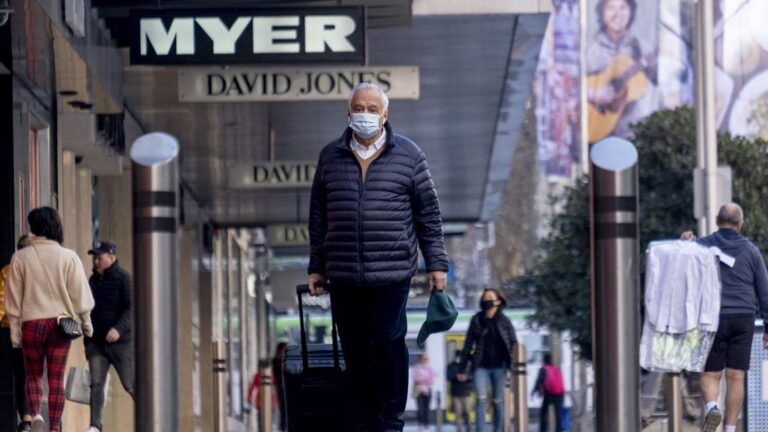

{"left": 665, "top": 373, "right": 683, "bottom": 432}
{"left": 503, "top": 379, "right": 512, "bottom": 432}
{"left": 512, "top": 344, "right": 528, "bottom": 432}
{"left": 131, "top": 133, "right": 180, "bottom": 432}
{"left": 213, "top": 341, "right": 228, "bottom": 432}
{"left": 590, "top": 138, "right": 641, "bottom": 432}
{"left": 260, "top": 358, "right": 273, "bottom": 432}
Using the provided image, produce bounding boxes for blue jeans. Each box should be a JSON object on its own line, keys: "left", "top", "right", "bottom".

{"left": 474, "top": 368, "right": 507, "bottom": 432}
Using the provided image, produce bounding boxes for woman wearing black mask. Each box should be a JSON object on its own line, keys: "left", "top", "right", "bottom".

{"left": 456, "top": 288, "right": 517, "bottom": 432}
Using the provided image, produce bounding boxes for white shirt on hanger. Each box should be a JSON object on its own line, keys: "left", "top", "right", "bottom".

{"left": 644, "top": 240, "right": 721, "bottom": 334}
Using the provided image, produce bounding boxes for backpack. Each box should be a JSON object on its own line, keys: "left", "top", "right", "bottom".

{"left": 542, "top": 365, "right": 565, "bottom": 396}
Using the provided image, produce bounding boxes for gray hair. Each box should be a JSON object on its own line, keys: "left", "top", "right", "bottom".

{"left": 348, "top": 82, "right": 389, "bottom": 110}
{"left": 717, "top": 202, "right": 744, "bottom": 226}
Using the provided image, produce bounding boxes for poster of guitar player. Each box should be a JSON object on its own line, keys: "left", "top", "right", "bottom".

{"left": 654, "top": 0, "right": 768, "bottom": 140}
{"left": 587, "top": 0, "right": 660, "bottom": 143}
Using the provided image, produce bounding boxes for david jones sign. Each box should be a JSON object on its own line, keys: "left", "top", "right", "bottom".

{"left": 229, "top": 162, "right": 316, "bottom": 188}
{"left": 178, "top": 66, "right": 419, "bottom": 102}
{"left": 130, "top": 7, "right": 365, "bottom": 65}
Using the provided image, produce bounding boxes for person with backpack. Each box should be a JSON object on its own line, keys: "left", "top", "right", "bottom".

{"left": 532, "top": 353, "right": 565, "bottom": 432}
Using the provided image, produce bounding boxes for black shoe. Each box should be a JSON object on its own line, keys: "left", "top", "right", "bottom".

{"left": 702, "top": 406, "right": 722, "bottom": 432}
{"left": 18, "top": 421, "right": 31, "bottom": 432}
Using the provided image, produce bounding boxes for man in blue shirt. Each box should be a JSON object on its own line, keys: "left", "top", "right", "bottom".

{"left": 683, "top": 203, "right": 768, "bottom": 432}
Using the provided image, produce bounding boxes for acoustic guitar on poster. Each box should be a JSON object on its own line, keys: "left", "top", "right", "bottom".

{"left": 587, "top": 54, "right": 649, "bottom": 143}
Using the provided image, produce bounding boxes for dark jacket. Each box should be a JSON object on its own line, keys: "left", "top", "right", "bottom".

{"left": 87, "top": 261, "right": 131, "bottom": 343}
{"left": 308, "top": 122, "right": 449, "bottom": 287}
{"left": 458, "top": 311, "right": 517, "bottom": 373}
{"left": 697, "top": 228, "right": 768, "bottom": 319}
{"left": 446, "top": 361, "right": 474, "bottom": 397}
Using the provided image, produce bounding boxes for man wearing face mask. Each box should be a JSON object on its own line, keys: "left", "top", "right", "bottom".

{"left": 308, "top": 82, "right": 449, "bottom": 432}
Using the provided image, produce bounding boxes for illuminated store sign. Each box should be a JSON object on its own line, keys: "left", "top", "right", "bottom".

{"left": 131, "top": 7, "right": 365, "bottom": 65}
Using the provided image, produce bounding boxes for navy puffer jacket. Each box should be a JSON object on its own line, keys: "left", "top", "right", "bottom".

{"left": 308, "top": 122, "right": 449, "bottom": 287}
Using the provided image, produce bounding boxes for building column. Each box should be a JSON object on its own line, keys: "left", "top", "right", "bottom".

{"left": 96, "top": 172, "right": 136, "bottom": 431}
{"left": 0, "top": 16, "right": 17, "bottom": 432}
{"left": 59, "top": 156, "right": 93, "bottom": 431}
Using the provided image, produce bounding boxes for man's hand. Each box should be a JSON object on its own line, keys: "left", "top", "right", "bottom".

{"left": 308, "top": 273, "right": 327, "bottom": 296}
{"left": 456, "top": 373, "right": 467, "bottom": 382}
{"left": 763, "top": 332, "right": 768, "bottom": 349}
{"left": 429, "top": 271, "right": 448, "bottom": 291}
{"left": 106, "top": 328, "right": 121, "bottom": 343}
{"left": 681, "top": 231, "right": 696, "bottom": 241}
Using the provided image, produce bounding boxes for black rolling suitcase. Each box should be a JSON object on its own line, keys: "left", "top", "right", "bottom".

{"left": 283, "top": 284, "right": 351, "bottom": 432}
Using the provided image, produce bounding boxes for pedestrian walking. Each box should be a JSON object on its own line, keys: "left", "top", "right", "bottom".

{"left": 456, "top": 289, "right": 517, "bottom": 432}
{"left": 447, "top": 349, "right": 473, "bottom": 432}
{"left": 682, "top": 203, "right": 768, "bottom": 432}
{"left": 272, "top": 342, "right": 288, "bottom": 431}
{"left": 247, "top": 369, "right": 277, "bottom": 424}
{"left": 307, "top": 82, "right": 449, "bottom": 432}
{"left": 5, "top": 207, "right": 95, "bottom": 432}
{"left": 412, "top": 354, "right": 436, "bottom": 432}
{"left": 84, "top": 241, "right": 135, "bottom": 432}
{"left": 532, "top": 353, "right": 565, "bottom": 432}
{"left": 0, "top": 234, "right": 34, "bottom": 431}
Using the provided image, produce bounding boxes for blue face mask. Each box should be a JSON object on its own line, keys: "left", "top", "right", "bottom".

{"left": 349, "top": 113, "right": 382, "bottom": 139}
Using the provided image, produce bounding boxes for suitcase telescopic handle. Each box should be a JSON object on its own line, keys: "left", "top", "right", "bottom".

{"left": 296, "top": 284, "right": 341, "bottom": 372}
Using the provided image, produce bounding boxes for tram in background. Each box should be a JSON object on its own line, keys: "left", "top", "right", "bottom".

{"left": 273, "top": 308, "right": 575, "bottom": 419}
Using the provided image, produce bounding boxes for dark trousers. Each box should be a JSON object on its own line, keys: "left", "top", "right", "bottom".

{"left": 416, "top": 392, "right": 431, "bottom": 426}
{"left": 86, "top": 341, "right": 135, "bottom": 430}
{"left": 0, "top": 327, "right": 26, "bottom": 426}
{"left": 331, "top": 281, "right": 410, "bottom": 432}
{"left": 12, "top": 346, "right": 25, "bottom": 421}
{"left": 277, "top": 387, "right": 286, "bottom": 431}
{"left": 540, "top": 394, "right": 563, "bottom": 432}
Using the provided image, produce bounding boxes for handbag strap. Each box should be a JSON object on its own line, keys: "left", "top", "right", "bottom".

{"left": 30, "top": 245, "right": 68, "bottom": 319}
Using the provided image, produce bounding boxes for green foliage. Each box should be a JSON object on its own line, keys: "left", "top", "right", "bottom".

{"left": 512, "top": 107, "right": 768, "bottom": 360}
{"left": 512, "top": 177, "right": 592, "bottom": 356}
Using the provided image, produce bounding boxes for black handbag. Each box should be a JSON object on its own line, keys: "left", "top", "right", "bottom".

{"left": 32, "top": 246, "right": 83, "bottom": 340}
{"left": 57, "top": 316, "right": 83, "bottom": 340}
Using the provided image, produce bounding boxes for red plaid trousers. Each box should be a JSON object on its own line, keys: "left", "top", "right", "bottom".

{"left": 22, "top": 319, "right": 72, "bottom": 431}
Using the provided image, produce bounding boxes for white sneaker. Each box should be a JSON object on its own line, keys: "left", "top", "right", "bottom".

{"left": 30, "top": 415, "right": 44, "bottom": 432}
{"left": 85, "top": 427, "right": 101, "bottom": 432}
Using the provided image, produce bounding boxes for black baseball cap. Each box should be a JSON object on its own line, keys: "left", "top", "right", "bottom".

{"left": 88, "top": 241, "right": 117, "bottom": 255}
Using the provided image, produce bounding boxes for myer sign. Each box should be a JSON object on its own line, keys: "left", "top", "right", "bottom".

{"left": 130, "top": 7, "right": 366, "bottom": 65}
{"left": 267, "top": 224, "right": 310, "bottom": 247}
{"left": 178, "top": 66, "right": 419, "bottom": 102}
{"left": 230, "top": 162, "right": 316, "bottom": 188}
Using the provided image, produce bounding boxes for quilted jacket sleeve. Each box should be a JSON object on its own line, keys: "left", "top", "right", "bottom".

{"left": 411, "top": 151, "right": 449, "bottom": 273}
{"left": 114, "top": 270, "right": 132, "bottom": 336}
{"left": 308, "top": 153, "right": 327, "bottom": 276}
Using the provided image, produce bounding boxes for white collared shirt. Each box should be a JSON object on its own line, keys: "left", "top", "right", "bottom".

{"left": 350, "top": 130, "right": 387, "bottom": 160}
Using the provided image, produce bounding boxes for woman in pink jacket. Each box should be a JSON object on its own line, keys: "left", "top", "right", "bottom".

{"left": 412, "top": 353, "right": 436, "bottom": 432}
